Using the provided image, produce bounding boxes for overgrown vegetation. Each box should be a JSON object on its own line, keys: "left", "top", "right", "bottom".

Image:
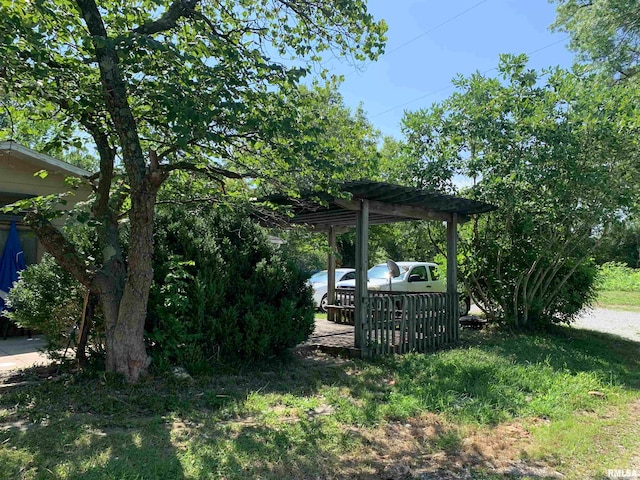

{"left": 147, "top": 204, "right": 315, "bottom": 373}
{"left": 0, "top": 0, "right": 387, "bottom": 382}
{"left": 388, "top": 56, "right": 640, "bottom": 328}
{"left": 597, "top": 262, "right": 640, "bottom": 292}
{"left": 1, "top": 326, "right": 638, "bottom": 479}
{"left": 553, "top": 0, "right": 640, "bottom": 79}
{"left": 5, "top": 255, "right": 88, "bottom": 356}
{"left": 593, "top": 220, "right": 640, "bottom": 268}
{"left": 6, "top": 204, "right": 315, "bottom": 372}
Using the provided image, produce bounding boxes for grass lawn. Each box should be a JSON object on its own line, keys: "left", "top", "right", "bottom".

{"left": 1, "top": 327, "right": 639, "bottom": 479}
{"left": 597, "top": 290, "right": 640, "bottom": 311}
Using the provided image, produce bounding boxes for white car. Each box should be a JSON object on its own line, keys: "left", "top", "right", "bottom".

{"left": 308, "top": 268, "right": 356, "bottom": 312}
{"left": 337, "top": 261, "right": 471, "bottom": 316}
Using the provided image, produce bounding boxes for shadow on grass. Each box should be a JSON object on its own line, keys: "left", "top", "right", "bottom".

{"left": 338, "top": 325, "right": 640, "bottom": 425}
{"left": 0, "top": 325, "right": 638, "bottom": 478}
{"left": 0, "top": 414, "right": 184, "bottom": 479}
{"left": 479, "top": 325, "right": 640, "bottom": 388}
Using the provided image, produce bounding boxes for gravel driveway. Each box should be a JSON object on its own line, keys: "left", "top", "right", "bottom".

{"left": 572, "top": 308, "right": 640, "bottom": 342}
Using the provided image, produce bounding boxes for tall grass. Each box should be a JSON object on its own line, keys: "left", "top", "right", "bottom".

{"left": 596, "top": 262, "right": 640, "bottom": 291}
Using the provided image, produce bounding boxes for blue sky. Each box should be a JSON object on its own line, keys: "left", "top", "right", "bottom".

{"left": 321, "top": 0, "right": 577, "bottom": 139}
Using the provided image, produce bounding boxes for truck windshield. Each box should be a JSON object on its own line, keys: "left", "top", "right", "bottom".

{"left": 368, "top": 264, "right": 410, "bottom": 280}
{"left": 368, "top": 265, "right": 389, "bottom": 279}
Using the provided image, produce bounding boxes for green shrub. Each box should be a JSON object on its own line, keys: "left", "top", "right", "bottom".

{"left": 147, "top": 204, "right": 315, "bottom": 373}
{"left": 596, "top": 261, "right": 640, "bottom": 291}
{"left": 537, "top": 259, "right": 599, "bottom": 324}
{"left": 6, "top": 205, "right": 314, "bottom": 371}
{"left": 459, "top": 216, "right": 600, "bottom": 328}
{"left": 5, "top": 254, "right": 86, "bottom": 356}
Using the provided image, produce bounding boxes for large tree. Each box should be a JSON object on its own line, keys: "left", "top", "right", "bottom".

{"left": 552, "top": 0, "right": 640, "bottom": 79}
{"left": 401, "top": 55, "right": 640, "bottom": 326}
{"left": 0, "top": 0, "right": 386, "bottom": 381}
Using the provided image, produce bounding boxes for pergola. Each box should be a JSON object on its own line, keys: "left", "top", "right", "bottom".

{"left": 265, "top": 180, "right": 495, "bottom": 355}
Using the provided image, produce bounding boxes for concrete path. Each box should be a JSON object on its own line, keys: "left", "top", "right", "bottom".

{"left": 0, "top": 336, "right": 50, "bottom": 371}
{"left": 573, "top": 308, "right": 640, "bottom": 343}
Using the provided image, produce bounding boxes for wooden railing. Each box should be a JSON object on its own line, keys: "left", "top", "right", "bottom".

{"left": 327, "top": 290, "right": 459, "bottom": 355}
{"left": 326, "top": 288, "right": 356, "bottom": 324}
{"left": 363, "top": 292, "right": 459, "bottom": 355}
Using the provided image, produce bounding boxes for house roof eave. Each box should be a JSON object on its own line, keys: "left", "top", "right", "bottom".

{"left": 0, "top": 141, "right": 92, "bottom": 178}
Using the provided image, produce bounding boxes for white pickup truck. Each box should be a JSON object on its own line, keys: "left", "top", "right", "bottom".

{"left": 337, "top": 261, "right": 471, "bottom": 316}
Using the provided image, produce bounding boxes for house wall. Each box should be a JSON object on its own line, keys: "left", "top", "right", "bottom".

{"left": 0, "top": 147, "right": 92, "bottom": 264}
{"left": 0, "top": 142, "right": 93, "bottom": 337}
{"left": 0, "top": 150, "right": 91, "bottom": 200}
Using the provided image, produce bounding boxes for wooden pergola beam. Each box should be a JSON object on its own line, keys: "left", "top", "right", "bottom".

{"left": 304, "top": 225, "right": 351, "bottom": 234}
{"left": 290, "top": 200, "right": 473, "bottom": 228}
{"left": 334, "top": 198, "right": 470, "bottom": 224}
{"left": 293, "top": 215, "right": 411, "bottom": 227}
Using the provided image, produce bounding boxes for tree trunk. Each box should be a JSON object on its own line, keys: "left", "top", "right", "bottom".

{"left": 103, "top": 186, "right": 157, "bottom": 381}
{"left": 104, "top": 306, "right": 149, "bottom": 380}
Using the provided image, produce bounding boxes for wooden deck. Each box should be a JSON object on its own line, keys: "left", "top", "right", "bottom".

{"left": 297, "top": 318, "right": 359, "bottom": 356}
{"left": 298, "top": 312, "right": 485, "bottom": 358}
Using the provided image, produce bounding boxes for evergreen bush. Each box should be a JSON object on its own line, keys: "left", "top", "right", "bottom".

{"left": 147, "top": 204, "right": 315, "bottom": 372}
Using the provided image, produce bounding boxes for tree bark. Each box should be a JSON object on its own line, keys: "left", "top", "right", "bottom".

{"left": 103, "top": 186, "right": 157, "bottom": 381}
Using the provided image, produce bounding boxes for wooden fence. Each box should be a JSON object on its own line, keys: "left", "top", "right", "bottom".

{"left": 327, "top": 288, "right": 356, "bottom": 324}
{"left": 329, "top": 289, "right": 459, "bottom": 355}
{"left": 364, "top": 292, "right": 459, "bottom": 355}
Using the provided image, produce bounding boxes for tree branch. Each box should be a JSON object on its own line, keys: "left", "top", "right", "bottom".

{"left": 85, "top": 121, "right": 116, "bottom": 219}
{"left": 426, "top": 223, "right": 445, "bottom": 256}
{"left": 133, "top": 0, "right": 200, "bottom": 36}
{"left": 76, "top": 0, "right": 147, "bottom": 187}
{"left": 160, "top": 161, "right": 245, "bottom": 180}
{"left": 24, "top": 213, "right": 93, "bottom": 288}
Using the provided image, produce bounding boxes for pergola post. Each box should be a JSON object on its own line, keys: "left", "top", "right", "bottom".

{"left": 327, "top": 225, "right": 337, "bottom": 322}
{"left": 354, "top": 199, "right": 369, "bottom": 351}
{"left": 446, "top": 213, "right": 459, "bottom": 341}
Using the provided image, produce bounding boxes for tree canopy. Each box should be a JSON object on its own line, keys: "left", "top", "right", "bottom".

{"left": 0, "top": 0, "right": 386, "bottom": 381}
{"left": 399, "top": 55, "right": 640, "bottom": 326}
{"left": 1, "top": 0, "right": 386, "bottom": 189}
{"left": 552, "top": 0, "right": 640, "bottom": 79}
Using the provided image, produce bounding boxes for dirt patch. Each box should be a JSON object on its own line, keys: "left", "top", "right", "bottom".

{"left": 455, "top": 423, "right": 559, "bottom": 478}
{"left": 334, "top": 414, "right": 562, "bottom": 479}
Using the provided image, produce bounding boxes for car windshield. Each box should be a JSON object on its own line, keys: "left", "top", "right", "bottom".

{"left": 368, "top": 264, "right": 409, "bottom": 280}
{"left": 309, "top": 271, "right": 351, "bottom": 283}
{"left": 309, "top": 271, "right": 327, "bottom": 283}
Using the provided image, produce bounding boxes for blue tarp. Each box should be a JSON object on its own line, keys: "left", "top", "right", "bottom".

{"left": 0, "top": 221, "right": 26, "bottom": 310}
